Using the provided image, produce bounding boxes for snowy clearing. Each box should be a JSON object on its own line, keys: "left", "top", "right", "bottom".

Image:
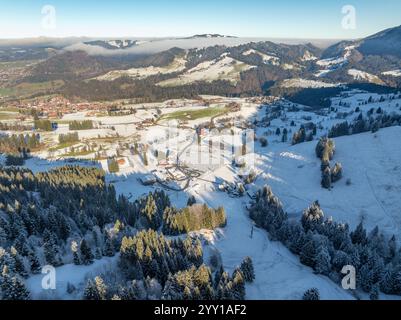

{"left": 157, "top": 55, "right": 255, "bottom": 87}
{"left": 280, "top": 78, "right": 339, "bottom": 89}
{"left": 348, "top": 69, "right": 384, "bottom": 84}
{"left": 96, "top": 54, "right": 187, "bottom": 81}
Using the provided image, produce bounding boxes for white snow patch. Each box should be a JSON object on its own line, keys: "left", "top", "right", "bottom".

{"left": 382, "top": 70, "right": 401, "bottom": 77}
{"left": 158, "top": 56, "right": 255, "bottom": 87}
{"left": 243, "top": 49, "right": 280, "bottom": 65}
{"left": 26, "top": 256, "right": 118, "bottom": 300}
{"left": 281, "top": 78, "right": 339, "bottom": 89}
{"left": 301, "top": 51, "right": 317, "bottom": 61}
{"left": 348, "top": 69, "right": 384, "bottom": 84}
{"left": 97, "top": 54, "right": 187, "bottom": 81}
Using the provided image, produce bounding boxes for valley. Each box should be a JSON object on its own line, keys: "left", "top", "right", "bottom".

{"left": 1, "top": 20, "right": 401, "bottom": 302}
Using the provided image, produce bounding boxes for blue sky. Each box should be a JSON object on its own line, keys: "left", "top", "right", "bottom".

{"left": 0, "top": 0, "right": 400, "bottom": 39}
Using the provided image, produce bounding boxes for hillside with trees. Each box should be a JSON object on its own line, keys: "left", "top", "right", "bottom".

{"left": 0, "top": 165, "right": 235, "bottom": 300}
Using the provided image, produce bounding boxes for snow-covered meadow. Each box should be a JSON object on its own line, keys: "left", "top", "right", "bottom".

{"left": 11, "top": 89, "right": 401, "bottom": 300}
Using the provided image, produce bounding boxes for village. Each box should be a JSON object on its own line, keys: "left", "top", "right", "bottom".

{"left": 1, "top": 94, "right": 272, "bottom": 199}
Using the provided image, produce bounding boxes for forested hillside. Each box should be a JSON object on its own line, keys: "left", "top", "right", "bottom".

{"left": 0, "top": 165, "right": 247, "bottom": 300}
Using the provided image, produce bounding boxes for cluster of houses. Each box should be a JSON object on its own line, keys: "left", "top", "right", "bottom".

{"left": 10, "top": 96, "right": 108, "bottom": 119}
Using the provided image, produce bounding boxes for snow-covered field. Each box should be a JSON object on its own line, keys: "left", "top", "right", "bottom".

{"left": 281, "top": 78, "right": 339, "bottom": 89}
{"left": 26, "top": 256, "right": 118, "bottom": 300}
{"left": 382, "top": 70, "right": 401, "bottom": 77}
{"left": 253, "top": 127, "right": 401, "bottom": 235}
{"left": 96, "top": 54, "right": 187, "bottom": 81}
{"left": 12, "top": 90, "right": 401, "bottom": 300}
{"left": 22, "top": 121, "right": 401, "bottom": 300}
{"left": 315, "top": 45, "right": 356, "bottom": 78}
{"left": 189, "top": 167, "right": 354, "bottom": 300}
{"left": 158, "top": 55, "right": 255, "bottom": 87}
{"left": 348, "top": 69, "right": 384, "bottom": 84}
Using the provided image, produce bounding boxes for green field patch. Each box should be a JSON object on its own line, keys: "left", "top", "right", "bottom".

{"left": 49, "top": 141, "right": 80, "bottom": 152}
{"left": 0, "top": 60, "right": 39, "bottom": 71}
{"left": 0, "top": 111, "right": 18, "bottom": 120}
{"left": 0, "top": 106, "right": 20, "bottom": 113}
{"left": 160, "top": 106, "right": 229, "bottom": 122}
{"left": 0, "top": 80, "right": 64, "bottom": 98}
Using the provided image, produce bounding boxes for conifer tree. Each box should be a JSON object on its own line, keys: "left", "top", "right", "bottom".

{"left": 83, "top": 276, "right": 108, "bottom": 300}
{"left": 240, "top": 257, "right": 255, "bottom": 283}
{"left": 43, "top": 230, "right": 60, "bottom": 266}
{"left": 80, "top": 239, "right": 94, "bottom": 265}
{"left": 187, "top": 195, "right": 197, "bottom": 207}
{"left": 321, "top": 167, "right": 332, "bottom": 189}
{"left": 303, "top": 288, "right": 320, "bottom": 300}
{"left": 331, "top": 162, "right": 343, "bottom": 183}
{"left": 315, "top": 247, "right": 331, "bottom": 276}
{"left": 300, "top": 238, "right": 317, "bottom": 269}
{"left": 231, "top": 269, "right": 246, "bottom": 300}
{"left": 71, "top": 241, "right": 80, "bottom": 265}
{"left": 350, "top": 222, "right": 367, "bottom": 245}
{"left": 10, "top": 247, "right": 27, "bottom": 278}
{"left": 104, "top": 234, "right": 115, "bottom": 257}
{"left": 301, "top": 201, "right": 324, "bottom": 231}
{"left": 370, "top": 284, "right": 379, "bottom": 300}
{"left": 1, "top": 271, "right": 30, "bottom": 300}
{"left": 28, "top": 250, "right": 41, "bottom": 274}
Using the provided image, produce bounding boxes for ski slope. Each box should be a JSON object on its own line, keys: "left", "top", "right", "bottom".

{"left": 193, "top": 185, "right": 354, "bottom": 300}
{"left": 254, "top": 126, "right": 401, "bottom": 237}
{"left": 185, "top": 126, "right": 401, "bottom": 299}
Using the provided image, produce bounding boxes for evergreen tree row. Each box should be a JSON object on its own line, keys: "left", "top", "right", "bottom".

{"left": 69, "top": 120, "right": 94, "bottom": 131}
{"left": 162, "top": 204, "right": 226, "bottom": 236}
{"left": 58, "top": 132, "right": 79, "bottom": 145}
{"left": 34, "top": 120, "right": 53, "bottom": 132}
{"left": 0, "top": 165, "right": 232, "bottom": 299}
{"left": 83, "top": 229, "right": 254, "bottom": 300}
{"left": 328, "top": 112, "right": 401, "bottom": 139}
{"left": 249, "top": 185, "right": 401, "bottom": 298}
{"left": 0, "top": 122, "right": 32, "bottom": 132}
{"left": 0, "top": 133, "right": 41, "bottom": 154}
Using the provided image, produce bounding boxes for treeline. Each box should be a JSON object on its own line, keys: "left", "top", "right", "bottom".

{"left": 0, "top": 122, "right": 32, "bottom": 132}
{"left": 5, "top": 155, "right": 25, "bottom": 166}
{"left": 249, "top": 185, "right": 401, "bottom": 298}
{"left": 268, "top": 86, "right": 342, "bottom": 110}
{"left": 0, "top": 166, "right": 230, "bottom": 299}
{"left": 62, "top": 77, "right": 236, "bottom": 103}
{"left": 162, "top": 204, "right": 227, "bottom": 235}
{"left": 0, "top": 133, "right": 41, "bottom": 154}
{"left": 69, "top": 120, "right": 94, "bottom": 131}
{"left": 34, "top": 120, "right": 53, "bottom": 132}
{"left": 58, "top": 132, "right": 79, "bottom": 144}
{"left": 329, "top": 111, "right": 401, "bottom": 138}
{"left": 0, "top": 166, "right": 135, "bottom": 299}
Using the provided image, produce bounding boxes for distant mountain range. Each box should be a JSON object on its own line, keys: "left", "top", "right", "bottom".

{"left": 83, "top": 40, "right": 138, "bottom": 50}
{"left": 326, "top": 25, "right": 401, "bottom": 58}
{"left": 317, "top": 25, "right": 401, "bottom": 86}
{"left": 1, "top": 25, "right": 400, "bottom": 105}
{"left": 183, "top": 34, "right": 237, "bottom": 39}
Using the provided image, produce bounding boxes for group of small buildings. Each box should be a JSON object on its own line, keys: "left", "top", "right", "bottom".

{"left": 10, "top": 96, "right": 107, "bottom": 119}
